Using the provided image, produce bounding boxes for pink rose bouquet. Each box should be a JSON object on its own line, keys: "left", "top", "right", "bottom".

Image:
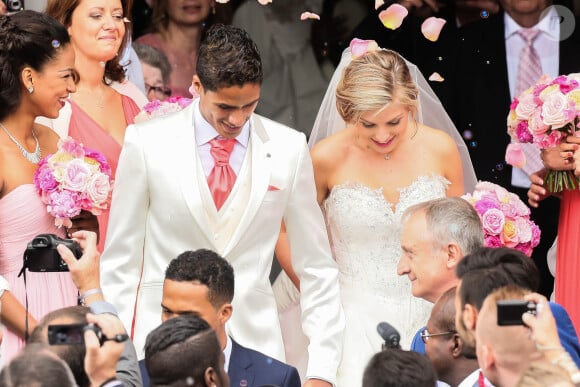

{"left": 462, "top": 181, "right": 541, "bottom": 256}
{"left": 505, "top": 74, "right": 580, "bottom": 192}
{"left": 33, "top": 137, "right": 113, "bottom": 228}
{"left": 134, "top": 96, "right": 193, "bottom": 123}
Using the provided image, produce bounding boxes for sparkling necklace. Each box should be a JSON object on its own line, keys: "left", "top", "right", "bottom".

{"left": 0, "top": 122, "right": 42, "bottom": 164}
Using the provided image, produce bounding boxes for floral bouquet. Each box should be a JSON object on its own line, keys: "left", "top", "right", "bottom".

{"left": 462, "top": 181, "right": 541, "bottom": 256}
{"left": 134, "top": 96, "right": 193, "bottom": 123}
{"left": 33, "top": 137, "right": 113, "bottom": 228}
{"left": 505, "top": 74, "right": 580, "bottom": 192}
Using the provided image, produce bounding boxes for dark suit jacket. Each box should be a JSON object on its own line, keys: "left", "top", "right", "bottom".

{"left": 139, "top": 338, "right": 301, "bottom": 387}
{"left": 449, "top": 10, "right": 580, "bottom": 296}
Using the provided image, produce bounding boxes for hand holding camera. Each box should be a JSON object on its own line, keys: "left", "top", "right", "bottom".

{"left": 520, "top": 293, "right": 561, "bottom": 351}
{"left": 56, "top": 230, "right": 101, "bottom": 295}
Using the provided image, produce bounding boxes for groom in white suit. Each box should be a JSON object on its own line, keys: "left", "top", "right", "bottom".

{"left": 100, "top": 24, "right": 344, "bottom": 386}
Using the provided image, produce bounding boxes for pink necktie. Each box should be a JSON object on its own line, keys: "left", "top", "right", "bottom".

{"left": 515, "top": 28, "right": 544, "bottom": 176}
{"left": 208, "top": 138, "right": 237, "bottom": 210}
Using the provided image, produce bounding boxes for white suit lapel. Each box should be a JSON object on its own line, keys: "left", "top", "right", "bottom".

{"left": 174, "top": 104, "right": 216, "bottom": 247}
{"left": 223, "top": 115, "right": 272, "bottom": 255}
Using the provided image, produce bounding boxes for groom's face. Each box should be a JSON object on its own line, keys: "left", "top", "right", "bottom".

{"left": 194, "top": 76, "right": 261, "bottom": 139}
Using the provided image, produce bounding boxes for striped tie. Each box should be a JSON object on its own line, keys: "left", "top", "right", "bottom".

{"left": 515, "top": 28, "right": 544, "bottom": 176}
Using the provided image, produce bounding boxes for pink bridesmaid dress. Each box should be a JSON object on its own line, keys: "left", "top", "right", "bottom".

{"left": 0, "top": 185, "right": 78, "bottom": 362}
{"left": 68, "top": 95, "right": 141, "bottom": 252}
{"left": 555, "top": 188, "right": 580, "bottom": 334}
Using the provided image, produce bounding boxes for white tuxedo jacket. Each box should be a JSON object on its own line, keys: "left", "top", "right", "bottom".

{"left": 100, "top": 104, "right": 344, "bottom": 383}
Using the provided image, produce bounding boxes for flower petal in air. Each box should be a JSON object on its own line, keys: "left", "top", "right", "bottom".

{"left": 257, "top": 0, "right": 271, "bottom": 5}
{"left": 421, "top": 17, "right": 446, "bottom": 42}
{"left": 349, "top": 38, "right": 379, "bottom": 59}
{"left": 428, "top": 72, "right": 444, "bottom": 82}
{"left": 375, "top": 0, "right": 385, "bottom": 9}
{"left": 300, "top": 11, "right": 320, "bottom": 21}
{"left": 379, "top": 4, "right": 408, "bottom": 30}
{"left": 505, "top": 143, "right": 527, "bottom": 168}
{"left": 215, "top": 0, "right": 230, "bottom": 3}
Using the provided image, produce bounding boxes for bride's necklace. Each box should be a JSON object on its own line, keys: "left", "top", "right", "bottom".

{"left": 0, "top": 122, "right": 42, "bottom": 164}
{"left": 384, "top": 122, "right": 420, "bottom": 160}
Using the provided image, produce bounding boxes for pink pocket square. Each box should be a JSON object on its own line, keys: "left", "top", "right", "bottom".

{"left": 268, "top": 185, "right": 280, "bottom": 191}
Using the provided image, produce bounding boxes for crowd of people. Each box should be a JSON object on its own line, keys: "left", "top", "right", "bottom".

{"left": 1, "top": 0, "right": 580, "bottom": 386}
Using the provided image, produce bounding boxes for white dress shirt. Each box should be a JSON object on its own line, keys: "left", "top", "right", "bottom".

{"left": 223, "top": 335, "right": 233, "bottom": 372}
{"left": 505, "top": 8, "right": 560, "bottom": 188}
{"left": 193, "top": 99, "right": 251, "bottom": 177}
{"left": 458, "top": 368, "right": 483, "bottom": 387}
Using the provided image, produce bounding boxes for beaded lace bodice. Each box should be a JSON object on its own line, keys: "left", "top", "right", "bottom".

{"left": 324, "top": 175, "right": 449, "bottom": 291}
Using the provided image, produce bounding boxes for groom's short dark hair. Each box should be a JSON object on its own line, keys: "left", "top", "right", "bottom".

{"left": 197, "top": 23, "right": 263, "bottom": 91}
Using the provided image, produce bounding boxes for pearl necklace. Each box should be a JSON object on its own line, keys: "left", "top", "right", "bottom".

{"left": 0, "top": 122, "right": 42, "bottom": 164}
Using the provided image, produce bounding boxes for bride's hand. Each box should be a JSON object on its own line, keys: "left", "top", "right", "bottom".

{"left": 68, "top": 210, "right": 99, "bottom": 241}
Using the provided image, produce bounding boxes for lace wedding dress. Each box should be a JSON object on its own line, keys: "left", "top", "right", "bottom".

{"left": 324, "top": 175, "right": 448, "bottom": 387}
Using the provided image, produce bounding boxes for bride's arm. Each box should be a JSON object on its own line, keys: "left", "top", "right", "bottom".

{"left": 274, "top": 222, "right": 300, "bottom": 289}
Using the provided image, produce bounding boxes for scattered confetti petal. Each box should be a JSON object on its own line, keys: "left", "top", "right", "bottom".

{"left": 428, "top": 72, "right": 444, "bottom": 82}
{"left": 378, "top": 4, "right": 408, "bottom": 30}
{"left": 421, "top": 17, "right": 446, "bottom": 42}
{"left": 349, "top": 38, "right": 379, "bottom": 59}
{"left": 375, "top": 0, "right": 385, "bottom": 9}
{"left": 300, "top": 11, "right": 320, "bottom": 21}
{"left": 257, "top": 0, "right": 272, "bottom": 4}
{"left": 216, "top": 0, "right": 230, "bottom": 3}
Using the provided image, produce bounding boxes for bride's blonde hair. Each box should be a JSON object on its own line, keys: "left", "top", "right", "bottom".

{"left": 336, "top": 50, "right": 419, "bottom": 124}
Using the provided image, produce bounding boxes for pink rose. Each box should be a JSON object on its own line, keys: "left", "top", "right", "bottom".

{"left": 515, "top": 218, "right": 533, "bottom": 243}
{"left": 58, "top": 137, "right": 85, "bottom": 158}
{"left": 84, "top": 149, "right": 112, "bottom": 176}
{"left": 515, "top": 93, "right": 537, "bottom": 121}
{"left": 484, "top": 235, "right": 503, "bottom": 248}
{"left": 531, "top": 222, "right": 541, "bottom": 246}
{"left": 85, "top": 172, "right": 111, "bottom": 210}
{"left": 505, "top": 143, "right": 526, "bottom": 168}
{"left": 515, "top": 243, "right": 533, "bottom": 257}
{"left": 501, "top": 220, "right": 519, "bottom": 247}
{"left": 482, "top": 208, "right": 505, "bottom": 235}
{"left": 530, "top": 109, "right": 549, "bottom": 135}
{"left": 552, "top": 75, "right": 579, "bottom": 94}
{"left": 516, "top": 121, "right": 533, "bottom": 143}
{"left": 61, "top": 158, "right": 91, "bottom": 192}
{"left": 542, "top": 91, "right": 575, "bottom": 129}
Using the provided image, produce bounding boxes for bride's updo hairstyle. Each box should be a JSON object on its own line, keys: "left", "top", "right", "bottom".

{"left": 0, "top": 11, "right": 71, "bottom": 121}
{"left": 336, "top": 50, "right": 419, "bottom": 124}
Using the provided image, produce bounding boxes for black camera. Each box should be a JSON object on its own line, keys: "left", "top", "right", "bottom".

{"left": 23, "top": 234, "right": 82, "bottom": 272}
{"left": 48, "top": 323, "right": 105, "bottom": 346}
{"left": 3, "top": 0, "right": 24, "bottom": 13}
{"left": 497, "top": 300, "right": 537, "bottom": 326}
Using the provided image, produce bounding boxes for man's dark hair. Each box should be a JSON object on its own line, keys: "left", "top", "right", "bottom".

{"left": 165, "top": 249, "right": 235, "bottom": 307}
{"left": 0, "top": 343, "right": 76, "bottom": 386}
{"left": 144, "top": 315, "right": 224, "bottom": 387}
{"left": 196, "top": 23, "right": 263, "bottom": 91}
{"left": 362, "top": 349, "right": 437, "bottom": 387}
{"left": 456, "top": 247, "right": 540, "bottom": 311}
{"left": 28, "top": 306, "right": 90, "bottom": 387}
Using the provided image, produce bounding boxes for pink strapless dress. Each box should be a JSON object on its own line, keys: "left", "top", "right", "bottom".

{"left": 0, "top": 185, "right": 78, "bottom": 362}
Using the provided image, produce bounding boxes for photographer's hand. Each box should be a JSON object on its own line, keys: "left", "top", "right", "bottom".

{"left": 521, "top": 293, "right": 561, "bottom": 354}
{"left": 57, "top": 231, "right": 102, "bottom": 299}
{"left": 84, "top": 313, "right": 125, "bottom": 387}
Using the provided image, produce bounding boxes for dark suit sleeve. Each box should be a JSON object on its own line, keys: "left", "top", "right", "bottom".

{"left": 281, "top": 365, "right": 302, "bottom": 387}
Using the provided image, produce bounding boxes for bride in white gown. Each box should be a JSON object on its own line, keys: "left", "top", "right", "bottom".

{"left": 305, "top": 46, "right": 477, "bottom": 386}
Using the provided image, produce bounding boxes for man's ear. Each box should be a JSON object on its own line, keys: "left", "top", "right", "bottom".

{"left": 451, "top": 334, "right": 463, "bottom": 358}
{"left": 462, "top": 304, "right": 478, "bottom": 332}
{"left": 192, "top": 75, "right": 204, "bottom": 95}
{"left": 446, "top": 242, "right": 462, "bottom": 269}
{"left": 218, "top": 303, "right": 233, "bottom": 325}
{"left": 204, "top": 366, "right": 218, "bottom": 386}
{"left": 479, "top": 344, "right": 495, "bottom": 373}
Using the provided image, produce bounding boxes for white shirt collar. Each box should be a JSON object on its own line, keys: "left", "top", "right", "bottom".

{"left": 457, "top": 368, "right": 483, "bottom": 387}
{"left": 223, "top": 334, "right": 232, "bottom": 373}
{"left": 504, "top": 7, "right": 560, "bottom": 41}
{"left": 193, "top": 98, "right": 251, "bottom": 148}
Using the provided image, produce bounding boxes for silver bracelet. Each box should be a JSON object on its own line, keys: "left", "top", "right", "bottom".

{"left": 78, "top": 288, "right": 102, "bottom": 306}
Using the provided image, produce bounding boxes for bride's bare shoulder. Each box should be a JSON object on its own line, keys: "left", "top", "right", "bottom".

{"left": 418, "top": 124, "right": 456, "bottom": 153}
{"left": 310, "top": 128, "right": 351, "bottom": 166}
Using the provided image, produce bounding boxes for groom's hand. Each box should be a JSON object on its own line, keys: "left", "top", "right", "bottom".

{"left": 304, "top": 379, "right": 332, "bottom": 387}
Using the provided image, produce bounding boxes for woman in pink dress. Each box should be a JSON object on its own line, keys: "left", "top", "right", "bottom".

{"left": 44, "top": 0, "right": 147, "bottom": 252}
{"left": 136, "top": 0, "right": 215, "bottom": 98}
{"left": 0, "top": 11, "right": 87, "bottom": 361}
{"left": 529, "top": 141, "right": 580, "bottom": 334}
